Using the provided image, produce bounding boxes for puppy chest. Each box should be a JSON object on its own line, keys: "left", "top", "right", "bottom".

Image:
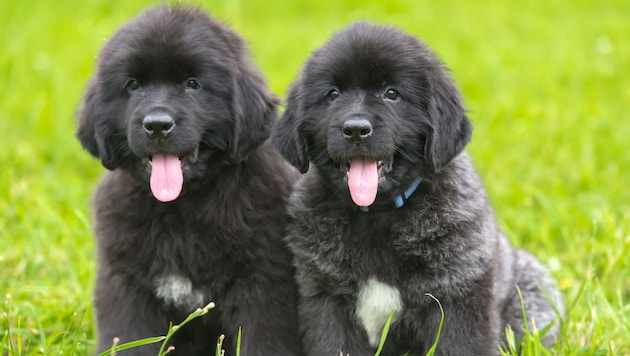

{"left": 355, "top": 278, "right": 403, "bottom": 347}
{"left": 154, "top": 274, "right": 206, "bottom": 311}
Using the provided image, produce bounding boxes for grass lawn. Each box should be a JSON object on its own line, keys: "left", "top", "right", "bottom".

{"left": 1, "top": 0, "right": 628, "bottom": 354}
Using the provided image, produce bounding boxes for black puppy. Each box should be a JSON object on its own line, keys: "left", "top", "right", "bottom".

{"left": 272, "top": 22, "right": 563, "bottom": 355}
{"left": 77, "top": 5, "right": 301, "bottom": 355}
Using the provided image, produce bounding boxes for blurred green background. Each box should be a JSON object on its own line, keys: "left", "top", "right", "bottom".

{"left": 1, "top": 0, "right": 628, "bottom": 354}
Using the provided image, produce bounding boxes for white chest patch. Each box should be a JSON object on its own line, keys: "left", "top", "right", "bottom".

{"left": 154, "top": 274, "right": 204, "bottom": 311}
{"left": 355, "top": 278, "right": 403, "bottom": 347}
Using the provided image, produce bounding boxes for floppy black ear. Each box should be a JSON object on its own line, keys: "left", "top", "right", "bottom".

{"left": 230, "top": 59, "right": 279, "bottom": 162}
{"left": 76, "top": 79, "right": 124, "bottom": 170}
{"left": 271, "top": 83, "right": 309, "bottom": 173}
{"left": 424, "top": 69, "right": 473, "bottom": 172}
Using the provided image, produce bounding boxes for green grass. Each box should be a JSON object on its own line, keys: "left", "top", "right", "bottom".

{"left": 1, "top": 0, "right": 629, "bottom": 354}
{"left": 94, "top": 302, "right": 216, "bottom": 356}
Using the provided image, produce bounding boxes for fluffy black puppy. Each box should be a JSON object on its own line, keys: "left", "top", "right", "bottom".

{"left": 77, "top": 5, "right": 301, "bottom": 355}
{"left": 272, "top": 22, "right": 563, "bottom": 355}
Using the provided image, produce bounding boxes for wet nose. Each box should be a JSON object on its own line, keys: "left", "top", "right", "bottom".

{"left": 143, "top": 113, "right": 175, "bottom": 137}
{"left": 342, "top": 118, "right": 373, "bottom": 144}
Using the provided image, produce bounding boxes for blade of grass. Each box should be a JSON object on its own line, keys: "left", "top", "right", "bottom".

{"left": 500, "top": 325, "right": 517, "bottom": 355}
{"left": 425, "top": 293, "right": 445, "bottom": 356}
{"left": 215, "top": 333, "right": 225, "bottom": 356}
{"left": 158, "top": 301, "right": 215, "bottom": 356}
{"left": 2, "top": 296, "right": 15, "bottom": 355}
{"left": 516, "top": 286, "right": 530, "bottom": 339}
{"left": 66, "top": 307, "right": 88, "bottom": 356}
{"left": 97, "top": 336, "right": 166, "bottom": 356}
{"left": 35, "top": 310, "right": 48, "bottom": 354}
{"left": 374, "top": 311, "right": 395, "bottom": 356}
{"left": 236, "top": 326, "right": 242, "bottom": 356}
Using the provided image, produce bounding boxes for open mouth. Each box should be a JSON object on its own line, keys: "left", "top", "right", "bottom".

{"left": 341, "top": 158, "right": 392, "bottom": 178}
{"left": 144, "top": 147, "right": 199, "bottom": 172}
{"left": 143, "top": 147, "right": 200, "bottom": 202}
{"left": 341, "top": 156, "right": 393, "bottom": 207}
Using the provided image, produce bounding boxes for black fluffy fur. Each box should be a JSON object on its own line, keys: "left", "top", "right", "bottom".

{"left": 272, "top": 22, "right": 563, "bottom": 356}
{"left": 77, "top": 5, "right": 301, "bottom": 355}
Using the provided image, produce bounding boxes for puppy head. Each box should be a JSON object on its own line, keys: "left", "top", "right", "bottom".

{"left": 273, "top": 22, "right": 472, "bottom": 203}
{"left": 77, "top": 5, "right": 276, "bottom": 201}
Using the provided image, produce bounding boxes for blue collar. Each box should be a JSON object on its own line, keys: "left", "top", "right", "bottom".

{"left": 358, "top": 177, "right": 423, "bottom": 212}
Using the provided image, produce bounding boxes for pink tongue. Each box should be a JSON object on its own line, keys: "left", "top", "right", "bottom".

{"left": 347, "top": 157, "right": 379, "bottom": 207}
{"left": 150, "top": 153, "right": 183, "bottom": 202}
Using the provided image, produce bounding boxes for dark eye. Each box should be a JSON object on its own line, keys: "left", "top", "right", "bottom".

{"left": 124, "top": 78, "right": 140, "bottom": 92}
{"left": 326, "top": 89, "right": 340, "bottom": 101}
{"left": 186, "top": 78, "right": 201, "bottom": 90}
{"left": 384, "top": 88, "right": 400, "bottom": 101}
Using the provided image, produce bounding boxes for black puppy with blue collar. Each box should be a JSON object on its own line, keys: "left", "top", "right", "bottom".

{"left": 272, "top": 21, "right": 563, "bottom": 356}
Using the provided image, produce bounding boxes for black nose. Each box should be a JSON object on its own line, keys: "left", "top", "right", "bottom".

{"left": 342, "top": 118, "right": 373, "bottom": 144}
{"left": 143, "top": 113, "right": 175, "bottom": 137}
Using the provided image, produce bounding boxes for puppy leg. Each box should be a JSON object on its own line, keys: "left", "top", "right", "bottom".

{"left": 502, "top": 249, "right": 564, "bottom": 347}
{"left": 94, "top": 268, "right": 166, "bottom": 355}
{"left": 220, "top": 276, "right": 302, "bottom": 356}
{"left": 299, "top": 293, "right": 375, "bottom": 356}
{"left": 409, "top": 289, "right": 500, "bottom": 356}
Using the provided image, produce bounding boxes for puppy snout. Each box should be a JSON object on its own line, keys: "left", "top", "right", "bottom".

{"left": 342, "top": 118, "right": 373, "bottom": 144}
{"left": 143, "top": 113, "right": 175, "bottom": 137}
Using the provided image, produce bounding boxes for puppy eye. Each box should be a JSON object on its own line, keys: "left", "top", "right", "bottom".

{"left": 186, "top": 78, "right": 201, "bottom": 90}
{"left": 326, "top": 89, "right": 340, "bottom": 102}
{"left": 384, "top": 88, "right": 400, "bottom": 101}
{"left": 124, "top": 78, "right": 140, "bottom": 92}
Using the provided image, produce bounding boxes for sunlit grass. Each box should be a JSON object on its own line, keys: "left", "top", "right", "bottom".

{"left": 1, "top": 0, "right": 628, "bottom": 354}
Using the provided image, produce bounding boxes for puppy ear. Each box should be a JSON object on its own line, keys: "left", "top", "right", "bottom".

{"left": 230, "top": 60, "right": 279, "bottom": 162}
{"left": 76, "top": 78, "right": 123, "bottom": 170}
{"left": 424, "top": 70, "right": 473, "bottom": 172}
{"left": 271, "top": 83, "right": 309, "bottom": 173}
